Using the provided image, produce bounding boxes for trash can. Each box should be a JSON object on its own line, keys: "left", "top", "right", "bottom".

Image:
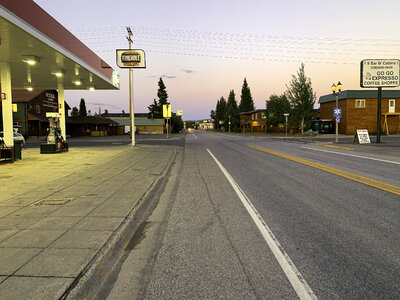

{"left": 14, "top": 140, "right": 22, "bottom": 160}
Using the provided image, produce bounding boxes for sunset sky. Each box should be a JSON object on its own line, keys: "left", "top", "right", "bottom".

{"left": 34, "top": 0, "right": 400, "bottom": 120}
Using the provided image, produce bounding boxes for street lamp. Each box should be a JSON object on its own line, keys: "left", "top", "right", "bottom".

{"left": 331, "top": 81, "right": 342, "bottom": 143}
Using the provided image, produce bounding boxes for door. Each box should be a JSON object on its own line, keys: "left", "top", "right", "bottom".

{"left": 389, "top": 99, "right": 395, "bottom": 113}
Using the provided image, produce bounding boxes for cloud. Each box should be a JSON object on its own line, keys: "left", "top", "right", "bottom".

{"left": 87, "top": 102, "right": 120, "bottom": 108}
{"left": 148, "top": 74, "right": 177, "bottom": 79}
{"left": 161, "top": 74, "right": 177, "bottom": 79}
{"left": 181, "top": 69, "right": 195, "bottom": 74}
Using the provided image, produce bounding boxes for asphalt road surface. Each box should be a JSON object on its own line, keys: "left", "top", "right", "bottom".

{"left": 105, "top": 132, "right": 400, "bottom": 299}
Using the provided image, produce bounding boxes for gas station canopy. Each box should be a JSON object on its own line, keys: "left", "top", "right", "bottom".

{"left": 0, "top": 0, "right": 119, "bottom": 154}
{"left": 0, "top": 0, "right": 119, "bottom": 90}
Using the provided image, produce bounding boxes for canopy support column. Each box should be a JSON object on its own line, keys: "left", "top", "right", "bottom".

{"left": 57, "top": 82, "right": 66, "bottom": 140}
{"left": 1, "top": 62, "right": 14, "bottom": 147}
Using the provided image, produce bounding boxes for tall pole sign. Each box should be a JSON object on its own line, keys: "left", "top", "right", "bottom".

{"left": 360, "top": 59, "right": 400, "bottom": 143}
{"left": 116, "top": 27, "right": 146, "bottom": 146}
{"left": 163, "top": 104, "right": 171, "bottom": 138}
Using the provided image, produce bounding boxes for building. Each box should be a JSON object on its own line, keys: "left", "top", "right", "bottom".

{"left": 101, "top": 113, "right": 165, "bottom": 134}
{"left": 319, "top": 90, "right": 400, "bottom": 135}
{"left": 67, "top": 116, "right": 121, "bottom": 137}
{"left": 239, "top": 109, "right": 267, "bottom": 133}
{"left": 3, "top": 90, "right": 67, "bottom": 137}
{"left": 199, "top": 120, "right": 214, "bottom": 130}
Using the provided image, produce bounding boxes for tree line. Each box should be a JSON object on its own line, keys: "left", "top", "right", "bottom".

{"left": 210, "top": 78, "right": 255, "bottom": 132}
{"left": 210, "top": 63, "right": 316, "bottom": 133}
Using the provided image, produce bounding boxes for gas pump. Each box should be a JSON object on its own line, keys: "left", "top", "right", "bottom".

{"left": 40, "top": 112, "right": 68, "bottom": 154}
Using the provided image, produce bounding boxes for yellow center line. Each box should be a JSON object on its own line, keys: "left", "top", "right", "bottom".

{"left": 248, "top": 145, "right": 400, "bottom": 196}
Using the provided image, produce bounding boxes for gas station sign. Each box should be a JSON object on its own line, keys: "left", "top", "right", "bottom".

{"left": 116, "top": 49, "right": 146, "bottom": 68}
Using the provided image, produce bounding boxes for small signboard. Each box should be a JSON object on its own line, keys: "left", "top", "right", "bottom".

{"left": 163, "top": 104, "right": 171, "bottom": 118}
{"left": 333, "top": 107, "right": 341, "bottom": 117}
{"left": 353, "top": 129, "right": 371, "bottom": 144}
{"left": 177, "top": 110, "right": 183, "bottom": 116}
{"left": 360, "top": 59, "right": 400, "bottom": 88}
{"left": 116, "top": 49, "right": 146, "bottom": 68}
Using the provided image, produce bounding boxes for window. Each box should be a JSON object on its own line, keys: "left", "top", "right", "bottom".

{"left": 36, "top": 105, "right": 40, "bottom": 113}
{"left": 355, "top": 99, "right": 365, "bottom": 108}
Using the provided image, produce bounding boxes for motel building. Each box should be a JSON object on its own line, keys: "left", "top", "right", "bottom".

{"left": 0, "top": 0, "right": 119, "bottom": 161}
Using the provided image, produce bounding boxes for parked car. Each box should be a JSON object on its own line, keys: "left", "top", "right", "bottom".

{"left": 310, "top": 119, "right": 334, "bottom": 134}
{"left": 0, "top": 131, "right": 25, "bottom": 147}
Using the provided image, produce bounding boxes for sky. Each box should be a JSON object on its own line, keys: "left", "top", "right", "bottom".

{"left": 34, "top": 0, "right": 400, "bottom": 120}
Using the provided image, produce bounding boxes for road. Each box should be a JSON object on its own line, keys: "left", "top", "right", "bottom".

{"left": 104, "top": 131, "right": 400, "bottom": 299}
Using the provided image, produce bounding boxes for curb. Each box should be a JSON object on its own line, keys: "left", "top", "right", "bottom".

{"left": 61, "top": 147, "right": 180, "bottom": 300}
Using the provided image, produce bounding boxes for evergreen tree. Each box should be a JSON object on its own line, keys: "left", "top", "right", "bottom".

{"left": 215, "top": 97, "right": 227, "bottom": 131}
{"left": 265, "top": 94, "right": 291, "bottom": 127}
{"left": 148, "top": 99, "right": 162, "bottom": 118}
{"left": 71, "top": 106, "right": 79, "bottom": 117}
{"left": 79, "top": 98, "right": 87, "bottom": 117}
{"left": 148, "top": 78, "right": 170, "bottom": 118}
{"left": 171, "top": 113, "right": 183, "bottom": 133}
{"left": 225, "top": 90, "right": 239, "bottom": 132}
{"left": 239, "top": 78, "right": 255, "bottom": 113}
{"left": 210, "top": 109, "right": 216, "bottom": 129}
{"left": 157, "top": 78, "right": 169, "bottom": 106}
{"left": 285, "top": 63, "right": 316, "bottom": 133}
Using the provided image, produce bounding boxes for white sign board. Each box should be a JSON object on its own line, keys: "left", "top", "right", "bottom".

{"left": 360, "top": 59, "right": 400, "bottom": 88}
{"left": 116, "top": 49, "right": 146, "bottom": 68}
{"left": 354, "top": 129, "right": 371, "bottom": 144}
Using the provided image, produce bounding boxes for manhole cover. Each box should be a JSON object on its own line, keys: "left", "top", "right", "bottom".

{"left": 35, "top": 199, "right": 71, "bottom": 205}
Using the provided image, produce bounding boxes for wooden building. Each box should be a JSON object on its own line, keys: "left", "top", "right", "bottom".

{"left": 66, "top": 116, "right": 122, "bottom": 137}
{"left": 239, "top": 109, "right": 267, "bottom": 133}
{"left": 1, "top": 90, "right": 66, "bottom": 137}
{"left": 101, "top": 113, "right": 165, "bottom": 134}
{"left": 319, "top": 90, "right": 400, "bottom": 135}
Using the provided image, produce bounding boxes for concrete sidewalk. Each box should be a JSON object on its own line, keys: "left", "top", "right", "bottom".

{"left": 0, "top": 144, "right": 178, "bottom": 299}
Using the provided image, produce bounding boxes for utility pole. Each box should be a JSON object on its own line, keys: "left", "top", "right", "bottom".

{"left": 126, "top": 27, "right": 135, "bottom": 146}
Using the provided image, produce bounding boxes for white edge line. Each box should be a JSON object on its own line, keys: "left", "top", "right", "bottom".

{"left": 207, "top": 148, "right": 317, "bottom": 300}
{"left": 302, "top": 146, "right": 400, "bottom": 165}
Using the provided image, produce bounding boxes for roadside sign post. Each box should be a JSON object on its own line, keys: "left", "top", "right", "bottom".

{"left": 334, "top": 107, "right": 341, "bottom": 124}
{"left": 360, "top": 59, "right": 400, "bottom": 143}
{"left": 163, "top": 104, "right": 171, "bottom": 138}
{"left": 116, "top": 28, "right": 146, "bottom": 147}
{"left": 331, "top": 82, "right": 342, "bottom": 143}
{"left": 283, "top": 113, "right": 289, "bottom": 136}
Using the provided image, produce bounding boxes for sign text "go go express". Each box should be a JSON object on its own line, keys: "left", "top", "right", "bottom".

{"left": 360, "top": 59, "right": 400, "bottom": 88}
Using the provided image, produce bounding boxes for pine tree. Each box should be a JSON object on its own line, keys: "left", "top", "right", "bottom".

{"left": 239, "top": 78, "right": 255, "bottom": 113}
{"left": 226, "top": 90, "right": 239, "bottom": 131}
{"left": 215, "top": 97, "right": 227, "bottom": 131}
{"left": 148, "top": 78, "right": 170, "bottom": 118}
{"left": 285, "top": 63, "right": 316, "bottom": 133}
{"left": 71, "top": 107, "right": 79, "bottom": 117}
{"left": 79, "top": 98, "right": 87, "bottom": 116}
{"left": 148, "top": 99, "right": 162, "bottom": 118}
{"left": 157, "top": 78, "right": 169, "bottom": 106}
